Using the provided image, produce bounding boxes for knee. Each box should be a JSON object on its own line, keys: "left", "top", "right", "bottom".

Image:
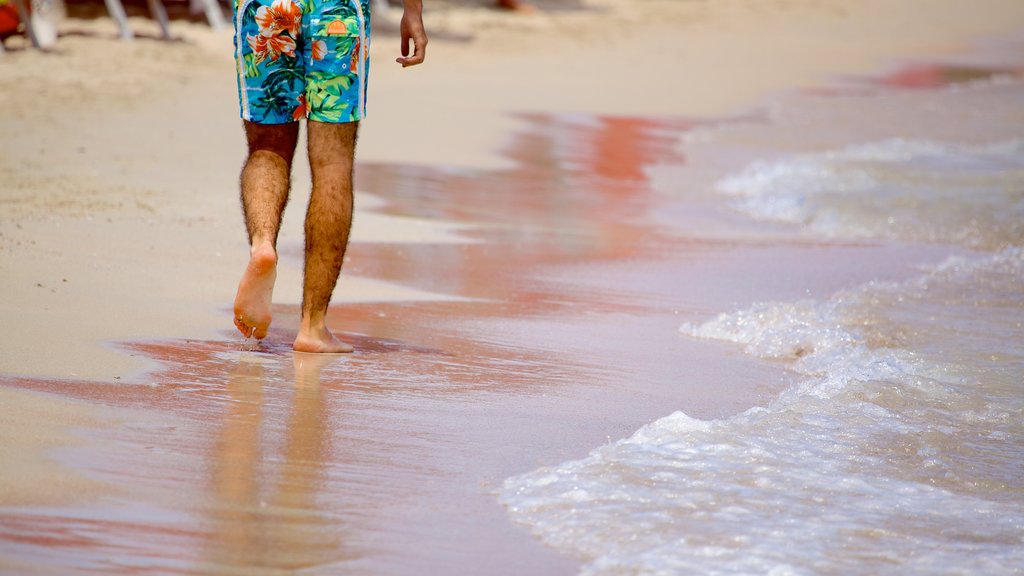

{"left": 308, "top": 153, "right": 355, "bottom": 174}
{"left": 244, "top": 122, "right": 299, "bottom": 166}
{"left": 307, "top": 121, "right": 358, "bottom": 170}
{"left": 248, "top": 148, "right": 294, "bottom": 173}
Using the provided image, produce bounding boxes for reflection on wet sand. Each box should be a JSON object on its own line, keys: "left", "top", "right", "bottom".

{"left": 807, "top": 61, "right": 1024, "bottom": 97}
{"left": 204, "top": 354, "right": 342, "bottom": 573}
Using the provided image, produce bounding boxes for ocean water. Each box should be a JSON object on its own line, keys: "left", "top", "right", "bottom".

{"left": 715, "top": 138, "right": 1024, "bottom": 250}
{"left": 500, "top": 90, "right": 1024, "bottom": 572}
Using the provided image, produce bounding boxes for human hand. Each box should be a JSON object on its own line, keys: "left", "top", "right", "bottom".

{"left": 396, "top": 1, "right": 427, "bottom": 67}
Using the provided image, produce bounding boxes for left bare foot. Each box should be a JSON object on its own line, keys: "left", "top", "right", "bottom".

{"left": 233, "top": 244, "right": 277, "bottom": 340}
{"left": 294, "top": 323, "right": 354, "bottom": 354}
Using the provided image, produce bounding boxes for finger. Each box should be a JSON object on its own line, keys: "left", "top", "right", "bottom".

{"left": 401, "top": 33, "right": 410, "bottom": 58}
{"left": 397, "top": 36, "right": 426, "bottom": 67}
{"left": 396, "top": 53, "right": 423, "bottom": 66}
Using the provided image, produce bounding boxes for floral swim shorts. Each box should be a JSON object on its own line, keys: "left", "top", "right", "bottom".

{"left": 233, "top": 0, "right": 370, "bottom": 124}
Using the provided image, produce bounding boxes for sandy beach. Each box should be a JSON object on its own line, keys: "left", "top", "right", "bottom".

{"left": 2, "top": 0, "right": 1024, "bottom": 572}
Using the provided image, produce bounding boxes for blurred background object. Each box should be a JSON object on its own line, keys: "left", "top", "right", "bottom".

{"left": 31, "top": 0, "right": 64, "bottom": 46}
{"left": 0, "top": 0, "right": 28, "bottom": 49}
{"left": 60, "top": 0, "right": 223, "bottom": 39}
{"left": 1, "top": 0, "right": 224, "bottom": 49}
{"left": 2, "top": 0, "right": 573, "bottom": 51}
{"left": 495, "top": 0, "right": 533, "bottom": 12}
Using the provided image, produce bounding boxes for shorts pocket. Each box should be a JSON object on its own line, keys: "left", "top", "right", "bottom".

{"left": 306, "top": 21, "right": 363, "bottom": 122}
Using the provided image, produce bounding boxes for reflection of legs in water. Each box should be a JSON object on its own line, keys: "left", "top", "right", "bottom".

{"left": 263, "top": 353, "right": 339, "bottom": 568}
{"left": 293, "top": 352, "right": 342, "bottom": 387}
{"left": 218, "top": 358, "right": 266, "bottom": 496}
{"left": 293, "top": 121, "right": 358, "bottom": 354}
{"left": 209, "top": 357, "right": 267, "bottom": 567}
{"left": 234, "top": 122, "right": 300, "bottom": 340}
{"left": 208, "top": 354, "right": 340, "bottom": 571}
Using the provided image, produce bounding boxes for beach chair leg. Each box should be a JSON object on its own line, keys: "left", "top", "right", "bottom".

{"left": 147, "top": 0, "right": 171, "bottom": 39}
{"left": 12, "top": 0, "right": 40, "bottom": 48}
{"left": 202, "top": 0, "right": 225, "bottom": 30}
{"left": 104, "top": 0, "right": 134, "bottom": 40}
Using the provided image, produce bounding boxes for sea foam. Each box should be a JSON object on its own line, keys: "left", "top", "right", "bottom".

{"left": 501, "top": 136, "right": 1024, "bottom": 575}
{"left": 502, "top": 248, "right": 1024, "bottom": 575}
{"left": 715, "top": 138, "right": 1024, "bottom": 249}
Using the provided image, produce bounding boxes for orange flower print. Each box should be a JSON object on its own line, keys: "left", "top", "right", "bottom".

{"left": 247, "top": 31, "right": 297, "bottom": 63}
{"left": 292, "top": 93, "right": 307, "bottom": 121}
{"left": 349, "top": 38, "right": 361, "bottom": 72}
{"left": 254, "top": 0, "right": 301, "bottom": 39}
{"left": 311, "top": 39, "right": 327, "bottom": 62}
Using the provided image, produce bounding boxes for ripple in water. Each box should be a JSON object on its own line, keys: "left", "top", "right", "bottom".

{"left": 503, "top": 248, "right": 1024, "bottom": 575}
{"left": 500, "top": 137, "right": 1024, "bottom": 575}
{"left": 715, "top": 138, "right": 1024, "bottom": 250}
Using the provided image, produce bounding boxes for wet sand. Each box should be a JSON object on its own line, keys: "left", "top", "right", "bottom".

{"left": 2, "top": 0, "right": 1024, "bottom": 573}
{"left": 0, "top": 113, "right": 992, "bottom": 572}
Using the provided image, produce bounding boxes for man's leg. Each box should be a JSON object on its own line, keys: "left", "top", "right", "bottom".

{"left": 293, "top": 120, "right": 358, "bottom": 354}
{"left": 233, "top": 121, "right": 300, "bottom": 340}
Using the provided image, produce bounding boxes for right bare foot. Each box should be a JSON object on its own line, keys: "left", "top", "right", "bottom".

{"left": 233, "top": 244, "right": 277, "bottom": 340}
{"left": 293, "top": 323, "right": 354, "bottom": 354}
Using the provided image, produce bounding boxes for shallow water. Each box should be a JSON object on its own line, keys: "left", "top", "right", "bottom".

{"left": 504, "top": 247, "right": 1024, "bottom": 575}
{"left": 716, "top": 138, "right": 1024, "bottom": 249}
{"left": 501, "top": 72, "right": 1024, "bottom": 573}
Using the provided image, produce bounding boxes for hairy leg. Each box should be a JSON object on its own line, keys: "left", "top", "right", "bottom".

{"left": 233, "top": 121, "right": 300, "bottom": 340}
{"left": 293, "top": 120, "right": 358, "bottom": 354}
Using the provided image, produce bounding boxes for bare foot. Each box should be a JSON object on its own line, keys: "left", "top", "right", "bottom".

{"left": 233, "top": 244, "right": 277, "bottom": 340}
{"left": 293, "top": 323, "right": 354, "bottom": 354}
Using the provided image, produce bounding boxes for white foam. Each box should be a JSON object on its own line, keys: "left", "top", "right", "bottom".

{"left": 501, "top": 249, "right": 1024, "bottom": 575}
{"left": 714, "top": 138, "right": 1024, "bottom": 248}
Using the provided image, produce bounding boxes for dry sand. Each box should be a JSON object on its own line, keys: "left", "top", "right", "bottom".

{"left": 1, "top": 0, "right": 1023, "bottom": 572}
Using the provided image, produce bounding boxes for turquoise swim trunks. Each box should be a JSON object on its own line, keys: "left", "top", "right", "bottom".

{"left": 233, "top": 0, "right": 370, "bottom": 124}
